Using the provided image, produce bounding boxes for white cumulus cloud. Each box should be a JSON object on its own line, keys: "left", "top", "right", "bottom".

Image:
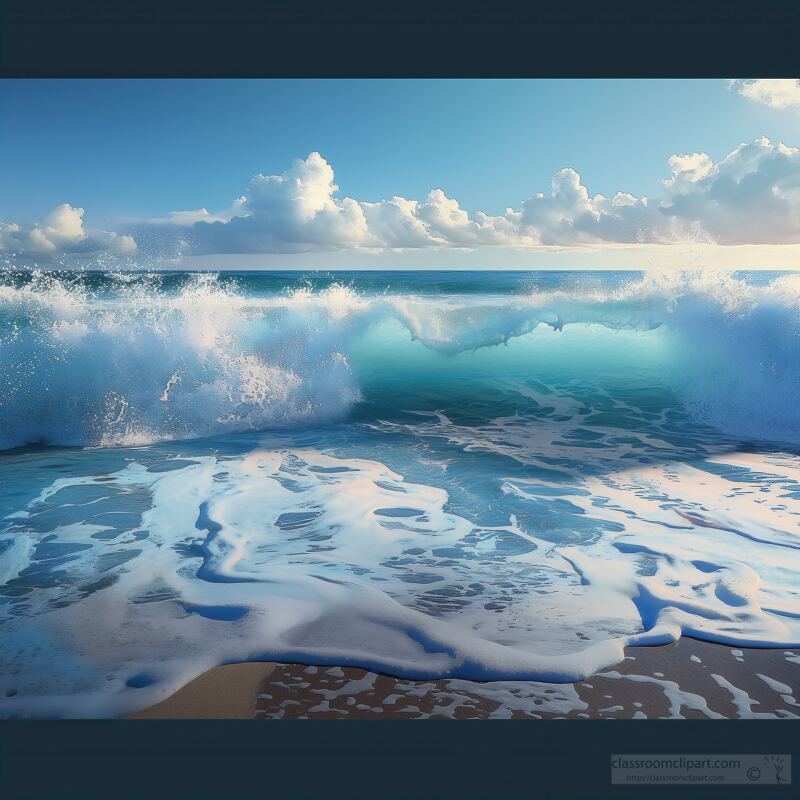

{"left": 660, "top": 137, "right": 800, "bottom": 244}
{"left": 517, "top": 168, "right": 668, "bottom": 245}
{"left": 0, "top": 204, "right": 137, "bottom": 260}
{"left": 730, "top": 79, "right": 800, "bottom": 110}
{"left": 190, "top": 152, "right": 370, "bottom": 254}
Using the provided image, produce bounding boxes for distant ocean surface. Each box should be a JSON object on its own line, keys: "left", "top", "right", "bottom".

{"left": 0, "top": 268, "right": 798, "bottom": 717}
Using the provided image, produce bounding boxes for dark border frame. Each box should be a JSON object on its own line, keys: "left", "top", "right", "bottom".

{"left": 2, "top": 0, "right": 800, "bottom": 77}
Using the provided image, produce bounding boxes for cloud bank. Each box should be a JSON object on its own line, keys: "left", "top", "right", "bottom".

{"left": 3, "top": 136, "right": 800, "bottom": 261}
{"left": 173, "top": 138, "right": 800, "bottom": 253}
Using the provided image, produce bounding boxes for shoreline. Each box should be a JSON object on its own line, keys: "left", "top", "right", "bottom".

{"left": 126, "top": 639, "right": 800, "bottom": 720}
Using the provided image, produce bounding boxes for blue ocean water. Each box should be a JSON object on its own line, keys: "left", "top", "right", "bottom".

{"left": 0, "top": 268, "right": 798, "bottom": 717}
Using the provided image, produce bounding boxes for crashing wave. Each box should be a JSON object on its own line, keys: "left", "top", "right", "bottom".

{"left": 0, "top": 269, "right": 797, "bottom": 449}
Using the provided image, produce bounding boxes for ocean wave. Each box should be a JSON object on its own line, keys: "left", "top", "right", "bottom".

{"left": 0, "top": 269, "right": 797, "bottom": 449}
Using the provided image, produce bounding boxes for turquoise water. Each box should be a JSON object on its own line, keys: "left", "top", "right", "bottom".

{"left": 0, "top": 269, "right": 798, "bottom": 717}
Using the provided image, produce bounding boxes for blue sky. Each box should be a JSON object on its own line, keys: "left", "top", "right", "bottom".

{"left": 2, "top": 79, "right": 800, "bottom": 268}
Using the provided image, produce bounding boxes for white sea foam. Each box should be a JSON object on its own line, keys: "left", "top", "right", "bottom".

{"left": 0, "top": 439, "right": 798, "bottom": 717}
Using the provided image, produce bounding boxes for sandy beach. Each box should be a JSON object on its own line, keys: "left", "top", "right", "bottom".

{"left": 127, "top": 639, "right": 800, "bottom": 720}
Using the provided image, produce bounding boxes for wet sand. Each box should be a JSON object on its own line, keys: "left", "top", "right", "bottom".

{"left": 126, "top": 662, "right": 277, "bottom": 719}
{"left": 127, "top": 639, "right": 800, "bottom": 720}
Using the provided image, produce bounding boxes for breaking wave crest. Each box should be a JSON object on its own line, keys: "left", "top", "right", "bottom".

{"left": 0, "top": 269, "right": 797, "bottom": 449}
